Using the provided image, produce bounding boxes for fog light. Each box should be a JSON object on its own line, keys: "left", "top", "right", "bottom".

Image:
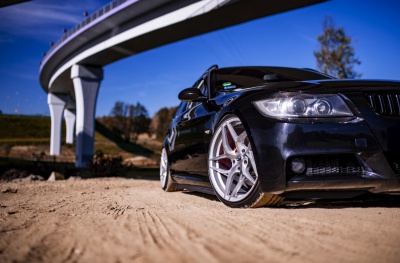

{"left": 291, "top": 158, "right": 306, "bottom": 174}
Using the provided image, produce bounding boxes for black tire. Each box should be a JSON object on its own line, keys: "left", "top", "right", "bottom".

{"left": 208, "top": 115, "right": 283, "bottom": 208}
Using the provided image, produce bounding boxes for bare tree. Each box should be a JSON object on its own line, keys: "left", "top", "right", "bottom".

{"left": 110, "top": 101, "right": 150, "bottom": 143}
{"left": 130, "top": 102, "right": 150, "bottom": 143}
{"left": 150, "top": 107, "right": 177, "bottom": 140}
{"left": 110, "top": 101, "right": 130, "bottom": 141}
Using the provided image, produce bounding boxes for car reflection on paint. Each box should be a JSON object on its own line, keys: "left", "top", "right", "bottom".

{"left": 160, "top": 65, "right": 400, "bottom": 208}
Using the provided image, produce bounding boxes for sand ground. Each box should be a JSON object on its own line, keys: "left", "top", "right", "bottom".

{"left": 1, "top": 177, "right": 400, "bottom": 263}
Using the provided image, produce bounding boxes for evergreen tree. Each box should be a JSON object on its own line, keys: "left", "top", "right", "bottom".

{"left": 314, "top": 16, "right": 361, "bottom": 79}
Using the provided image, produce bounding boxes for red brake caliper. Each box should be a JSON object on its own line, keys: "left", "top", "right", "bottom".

{"left": 218, "top": 127, "right": 236, "bottom": 170}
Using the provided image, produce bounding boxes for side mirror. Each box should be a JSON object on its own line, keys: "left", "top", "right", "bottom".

{"left": 178, "top": 88, "right": 207, "bottom": 102}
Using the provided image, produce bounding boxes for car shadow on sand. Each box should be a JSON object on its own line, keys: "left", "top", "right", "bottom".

{"left": 180, "top": 191, "right": 400, "bottom": 209}
{"left": 181, "top": 190, "right": 220, "bottom": 202}
{"left": 279, "top": 194, "right": 400, "bottom": 209}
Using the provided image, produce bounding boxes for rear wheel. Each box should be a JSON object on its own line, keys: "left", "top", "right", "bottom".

{"left": 208, "top": 115, "right": 283, "bottom": 208}
{"left": 160, "top": 147, "right": 181, "bottom": 192}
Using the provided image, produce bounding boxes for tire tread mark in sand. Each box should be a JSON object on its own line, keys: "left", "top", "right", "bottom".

{"left": 167, "top": 216, "right": 229, "bottom": 263}
{"left": 195, "top": 215, "right": 262, "bottom": 261}
{"left": 169, "top": 217, "right": 200, "bottom": 241}
{"left": 141, "top": 211, "right": 220, "bottom": 263}
{"left": 136, "top": 210, "right": 179, "bottom": 249}
{"left": 103, "top": 203, "right": 132, "bottom": 219}
{"left": 150, "top": 212, "right": 175, "bottom": 243}
{"left": 137, "top": 209, "right": 159, "bottom": 246}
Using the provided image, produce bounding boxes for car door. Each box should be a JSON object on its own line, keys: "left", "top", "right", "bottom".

{"left": 169, "top": 76, "right": 209, "bottom": 177}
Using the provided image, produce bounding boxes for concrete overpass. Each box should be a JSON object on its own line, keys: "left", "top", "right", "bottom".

{"left": 40, "top": 0, "right": 326, "bottom": 167}
{"left": 0, "top": 0, "right": 31, "bottom": 8}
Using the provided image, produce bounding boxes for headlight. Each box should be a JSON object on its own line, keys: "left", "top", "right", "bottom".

{"left": 253, "top": 93, "right": 353, "bottom": 119}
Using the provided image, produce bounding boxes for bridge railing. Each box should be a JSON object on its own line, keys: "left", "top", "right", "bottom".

{"left": 42, "top": 0, "right": 133, "bottom": 65}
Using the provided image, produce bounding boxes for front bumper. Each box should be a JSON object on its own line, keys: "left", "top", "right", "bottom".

{"left": 241, "top": 107, "right": 400, "bottom": 195}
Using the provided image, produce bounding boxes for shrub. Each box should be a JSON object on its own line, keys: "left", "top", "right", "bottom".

{"left": 90, "top": 150, "right": 133, "bottom": 177}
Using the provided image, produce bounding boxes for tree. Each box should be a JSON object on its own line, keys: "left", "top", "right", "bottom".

{"left": 0, "top": 109, "right": 3, "bottom": 115}
{"left": 314, "top": 16, "right": 361, "bottom": 79}
{"left": 130, "top": 102, "right": 151, "bottom": 143}
{"left": 109, "top": 101, "right": 150, "bottom": 143}
{"left": 150, "top": 107, "right": 177, "bottom": 140}
{"left": 110, "top": 101, "right": 130, "bottom": 141}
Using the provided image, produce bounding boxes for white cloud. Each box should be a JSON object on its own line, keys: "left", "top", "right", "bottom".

{"left": 0, "top": 0, "right": 107, "bottom": 38}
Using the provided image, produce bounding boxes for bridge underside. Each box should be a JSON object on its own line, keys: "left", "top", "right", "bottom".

{"left": 41, "top": 0, "right": 326, "bottom": 167}
{"left": 45, "top": 0, "right": 326, "bottom": 95}
{"left": 0, "top": 0, "right": 30, "bottom": 8}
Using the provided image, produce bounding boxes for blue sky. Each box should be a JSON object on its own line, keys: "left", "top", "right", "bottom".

{"left": 0, "top": 0, "right": 399, "bottom": 117}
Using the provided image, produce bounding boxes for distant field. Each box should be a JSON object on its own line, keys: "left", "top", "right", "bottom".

{"left": 0, "top": 115, "right": 65, "bottom": 143}
{"left": 0, "top": 115, "right": 160, "bottom": 165}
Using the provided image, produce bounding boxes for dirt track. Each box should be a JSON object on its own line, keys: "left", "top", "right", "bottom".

{"left": 1, "top": 177, "right": 400, "bottom": 263}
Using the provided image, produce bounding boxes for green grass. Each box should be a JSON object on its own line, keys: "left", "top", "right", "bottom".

{"left": 0, "top": 115, "right": 158, "bottom": 160}
{"left": 0, "top": 115, "right": 161, "bottom": 178}
{"left": 0, "top": 115, "right": 66, "bottom": 139}
{"left": 94, "top": 120, "right": 154, "bottom": 157}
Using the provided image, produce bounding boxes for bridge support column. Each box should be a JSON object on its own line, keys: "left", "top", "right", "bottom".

{"left": 71, "top": 65, "right": 103, "bottom": 168}
{"left": 64, "top": 108, "right": 76, "bottom": 144}
{"left": 48, "top": 93, "right": 66, "bottom": 155}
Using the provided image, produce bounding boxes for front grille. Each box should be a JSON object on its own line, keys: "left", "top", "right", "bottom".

{"left": 365, "top": 92, "right": 400, "bottom": 116}
{"left": 305, "top": 155, "right": 362, "bottom": 176}
{"left": 287, "top": 154, "right": 363, "bottom": 178}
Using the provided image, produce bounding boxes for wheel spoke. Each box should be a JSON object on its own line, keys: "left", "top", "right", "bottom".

{"left": 210, "top": 165, "right": 230, "bottom": 175}
{"left": 247, "top": 149, "right": 259, "bottom": 178}
{"left": 226, "top": 121, "right": 239, "bottom": 140}
{"left": 224, "top": 163, "right": 239, "bottom": 200}
{"left": 231, "top": 174, "right": 247, "bottom": 197}
{"left": 235, "top": 131, "right": 248, "bottom": 154}
{"left": 242, "top": 167, "right": 255, "bottom": 185}
{"left": 222, "top": 124, "right": 238, "bottom": 158}
{"left": 210, "top": 154, "right": 228, "bottom": 161}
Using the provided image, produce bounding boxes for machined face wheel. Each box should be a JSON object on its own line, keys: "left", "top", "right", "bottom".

{"left": 160, "top": 148, "right": 168, "bottom": 189}
{"left": 209, "top": 116, "right": 259, "bottom": 203}
{"left": 160, "top": 147, "right": 181, "bottom": 192}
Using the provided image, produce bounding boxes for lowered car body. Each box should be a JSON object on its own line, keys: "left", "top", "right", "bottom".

{"left": 160, "top": 65, "right": 400, "bottom": 208}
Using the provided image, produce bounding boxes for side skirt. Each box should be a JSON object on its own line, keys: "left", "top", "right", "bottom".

{"left": 175, "top": 184, "right": 216, "bottom": 196}
{"left": 171, "top": 172, "right": 214, "bottom": 195}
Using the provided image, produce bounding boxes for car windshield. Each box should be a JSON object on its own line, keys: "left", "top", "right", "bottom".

{"left": 215, "top": 67, "right": 333, "bottom": 91}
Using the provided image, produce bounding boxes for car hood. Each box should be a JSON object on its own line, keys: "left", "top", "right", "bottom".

{"left": 311, "top": 79, "right": 400, "bottom": 89}
{"left": 242, "top": 79, "right": 400, "bottom": 94}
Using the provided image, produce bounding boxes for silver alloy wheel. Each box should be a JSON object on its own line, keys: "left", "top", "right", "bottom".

{"left": 209, "top": 116, "right": 259, "bottom": 202}
{"left": 160, "top": 148, "right": 168, "bottom": 188}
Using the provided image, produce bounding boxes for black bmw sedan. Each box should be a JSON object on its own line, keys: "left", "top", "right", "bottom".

{"left": 160, "top": 65, "right": 400, "bottom": 208}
